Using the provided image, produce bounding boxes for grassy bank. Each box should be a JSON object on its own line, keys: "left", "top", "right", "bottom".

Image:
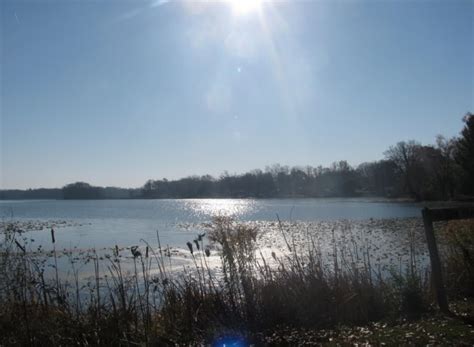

{"left": 0, "top": 217, "right": 473, "bottom": 345}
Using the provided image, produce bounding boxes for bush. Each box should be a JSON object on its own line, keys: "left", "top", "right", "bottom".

{"left": 443, "top": 219, "right": 474, "bottom": 297}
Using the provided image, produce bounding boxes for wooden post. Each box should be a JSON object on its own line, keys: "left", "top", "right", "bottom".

{"left": 421, "top": 207, "right": 450, "bottom": 313}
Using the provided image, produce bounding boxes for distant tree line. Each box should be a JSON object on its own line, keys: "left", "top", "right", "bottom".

{"left": 0, "top": 184, "right": 141, "bottom": 200}
{"left": 1, "top": 113, "right": 473, "bottom": 201}
{"left": 61, "top": 182, "right": 141, "bottom": 200}
{"left": 141, "top": 113, "right": 474, "bottom": 201}
{"left": 0, "top": 188, "right": 64, "bottom": 200}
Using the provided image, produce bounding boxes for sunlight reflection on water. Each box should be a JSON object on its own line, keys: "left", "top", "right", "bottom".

{"left": 183, "top": 199, "right": 256, "bottom": 219}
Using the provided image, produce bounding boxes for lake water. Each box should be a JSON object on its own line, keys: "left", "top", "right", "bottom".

{"left": 0, "top": 198, "right": 422, "bottom": 249}
{"left": 0, "top": 198, "right": 427, "bottom": 279}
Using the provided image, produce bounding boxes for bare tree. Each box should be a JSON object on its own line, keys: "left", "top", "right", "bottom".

{"left": 434, "top": 135, "right": 457, "bottom": 199}
{"left": 384, "top": 141, "right": 423, "bottom": 200}
{"left": 455, "top": 113, "right": 474, "bottom": 195}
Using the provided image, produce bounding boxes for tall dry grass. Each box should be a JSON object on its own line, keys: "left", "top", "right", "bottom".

{"left": 0, "top": 217, "right": 445, "bottom": 345}
{"left": 443, "top": 219, "right": 474, "bottom": 297}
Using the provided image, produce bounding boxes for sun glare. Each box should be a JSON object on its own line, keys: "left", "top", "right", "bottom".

{"left": 226, "top": 0, "right": 263, "bottom": 16}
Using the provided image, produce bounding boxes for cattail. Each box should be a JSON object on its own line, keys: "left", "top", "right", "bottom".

{"left": 131, "top": 245, "right": 141, "bottom": 258}
{"left": 15, "top": 240, "right": 25, "bottom": 253}
{"left": 205, "top": 248, "right": 211, "bottom": 257}
{"left": 51, "top": 228, "right": 55, "bottom": 244}
{"left": 186, "top": 241, "right": 193, "bottom": 254}
{"left": 193, "top": 239, "right": 200, "bottom": 250}
{"left": 145, "top": 246, "right": 149, "bottom": 258}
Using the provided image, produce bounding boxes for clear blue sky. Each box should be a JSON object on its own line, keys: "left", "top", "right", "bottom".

{"left": 1, "top": 0, "right": 473, "bottom": 189}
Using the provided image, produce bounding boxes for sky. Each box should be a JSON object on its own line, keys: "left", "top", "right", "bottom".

{"left": 1, "top": 0, "right": 473, "bottom": 189}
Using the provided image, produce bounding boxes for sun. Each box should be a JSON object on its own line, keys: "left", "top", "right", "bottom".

{"left": 226, "top": 0, "right": 264, "bottom": 16}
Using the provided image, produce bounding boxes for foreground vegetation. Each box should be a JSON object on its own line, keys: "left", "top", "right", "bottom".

{"left": 0, "top": 217, "right": 473, "bottom": 345}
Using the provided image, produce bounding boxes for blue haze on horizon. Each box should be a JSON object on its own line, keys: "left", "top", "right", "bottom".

{"left": 1, "top": 0, "right": 473, "bottom": 189}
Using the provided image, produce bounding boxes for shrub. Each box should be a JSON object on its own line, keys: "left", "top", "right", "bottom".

{"left": 443, "top": 219, "right": 474, "bottom": 297}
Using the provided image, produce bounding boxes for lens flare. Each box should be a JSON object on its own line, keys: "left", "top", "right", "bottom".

{"left": 226, "top": 0, "right": 263, "bottom": 16}
{"left": 212, "top": 336, "right": 247, "bottom": 347}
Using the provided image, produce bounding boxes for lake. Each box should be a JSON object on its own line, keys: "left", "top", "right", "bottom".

{"left": 0, "top": 198, "right": 422, "bottom": 249}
